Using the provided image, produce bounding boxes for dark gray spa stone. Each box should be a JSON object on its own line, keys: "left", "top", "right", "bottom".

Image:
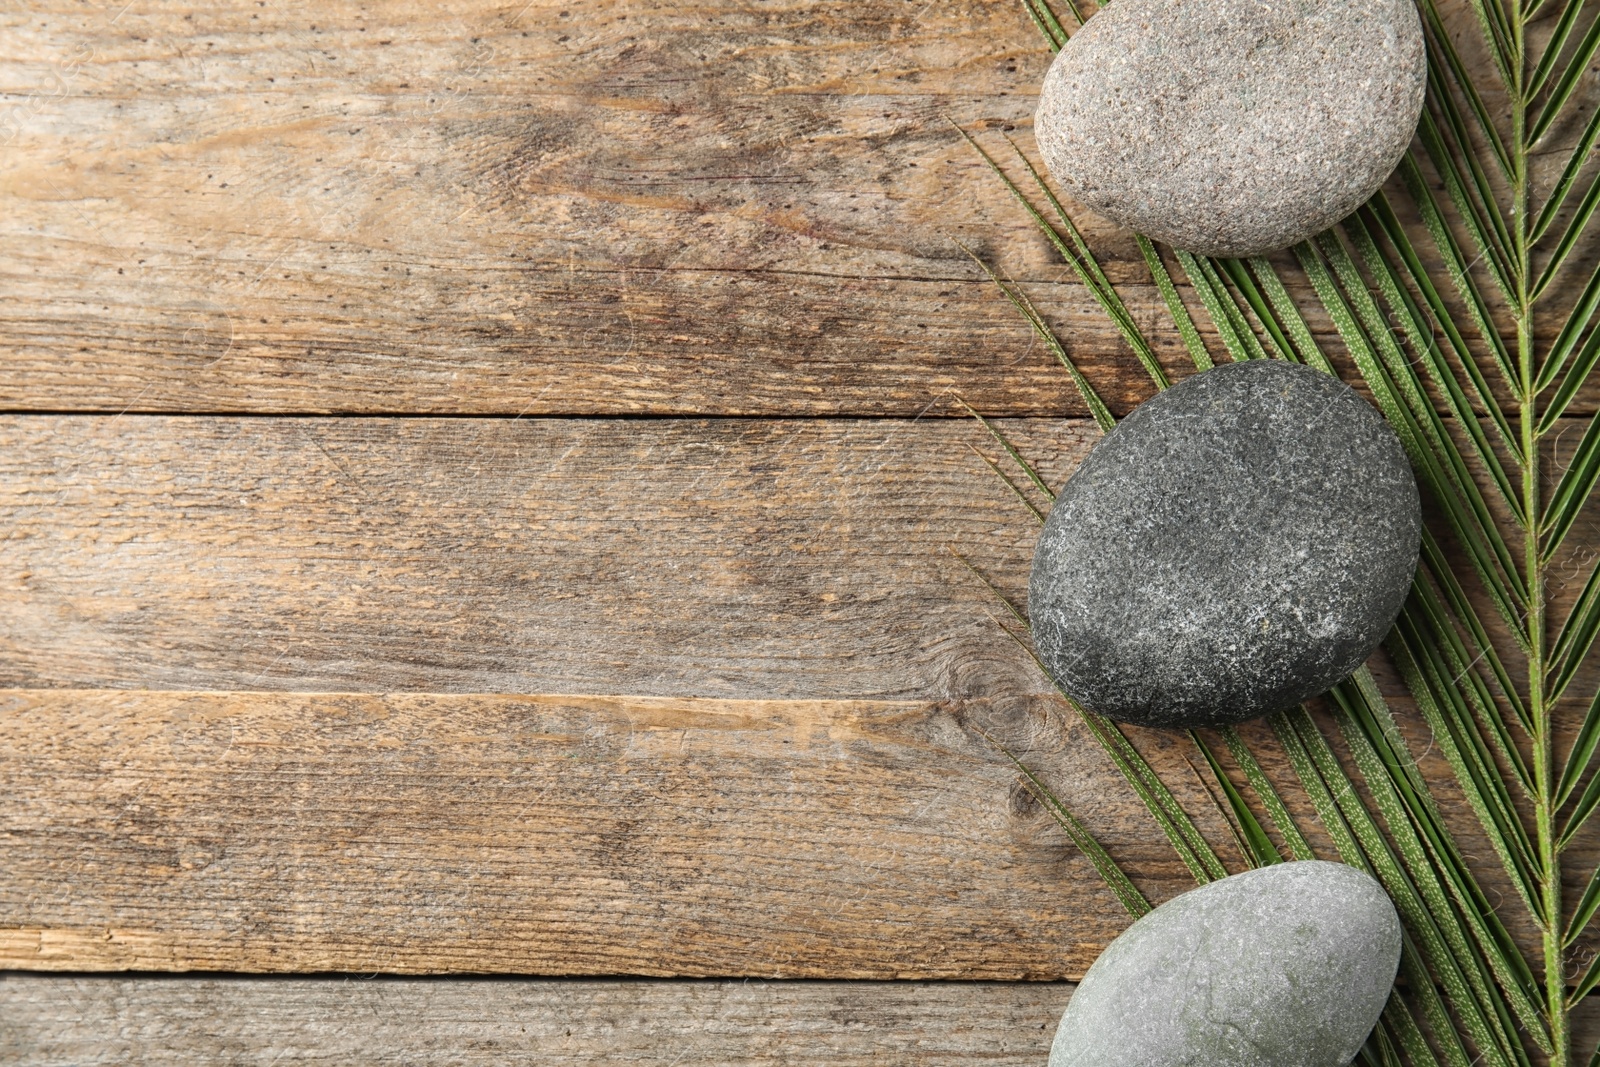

{"left": 1033, "top": 0, "right": 1426, "bottom": 257}
{"left": 1028, "top": 360, "right": 1419, "bottom": 729}
{"left": 1049, "top": 861, "right": 1402, "bottom": 1067}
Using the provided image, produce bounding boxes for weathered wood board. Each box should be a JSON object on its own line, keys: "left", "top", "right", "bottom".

{"left": 4, "top": 684, "right": 1591, "bottom": 977}
{"left": 0, "top": 688, "right": 1178, "bottom": 977}
{"left": 2, "top": 0, "right": 1591, "bottom": 417}
{"left": 9, "top": 977, "right": 1072, "bottom": 1065}
{"left": 3, "top": 976, "right": 1598, "bottom": 1064}
{"left": 0, "top": 415, "right": 1089, "bottom": 696}
{"left": 0, "top": 0, "right": 1180, "bottom": 417}
{"left": 2, "top": 415, "right": 1592, "bottom": 698}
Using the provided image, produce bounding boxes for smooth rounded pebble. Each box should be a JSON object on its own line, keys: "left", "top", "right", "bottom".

{"left": 1028, "top": 360, "right": 1420, "bottom": 729}
{"left": 1033, "top": 0, "right": 1426, "bottom": 256}
{"left": 1050, "top": 861, "right": 1402, "bottom": 1067}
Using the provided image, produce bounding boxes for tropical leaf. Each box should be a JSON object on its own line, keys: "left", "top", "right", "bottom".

{"left": 949, "top": 0, "right": 1600, "bottom": 1063}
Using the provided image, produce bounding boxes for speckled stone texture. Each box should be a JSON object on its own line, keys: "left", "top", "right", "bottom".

{"left": 1050, "top": 861, "right": 1402, "bottom": 1067}
{"left": 1029, "top": 360, "right": 1420, "bottom": 729}
{"left": 1033, "top": 0, "right": 1426, "bottom": 256}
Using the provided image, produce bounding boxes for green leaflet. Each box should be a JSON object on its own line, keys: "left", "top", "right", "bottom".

{"left": 1222, "top": 724, "right": 1314, "bottom": 861}
{"left": 1192, "top": 731, "right": 1281, "bottom": 867}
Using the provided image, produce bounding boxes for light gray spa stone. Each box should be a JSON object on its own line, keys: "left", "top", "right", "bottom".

{"left": 1028, "top": 360, "right": 1419, "bottom": 729}
{"left": 1050, "top": 861, "right": 1402, "bottom": 1067}
{"left": 1033, "top": 0, "right": 1426, "bottom": 256}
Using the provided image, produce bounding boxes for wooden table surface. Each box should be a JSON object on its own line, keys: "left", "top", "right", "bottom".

{"left": 2, "top": 0, "right": 1595, "bottom": 1062}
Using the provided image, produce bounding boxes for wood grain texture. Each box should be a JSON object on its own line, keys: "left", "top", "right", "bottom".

{"left": 4, "top": 976, "right": 1598, "bottom": 1065}
{"left": 3, "top": 685, "right": 1591, "bottom": 977}
{"left": 3, "top": 0, "right": 1590, "bottom": 417}
{"left": 6, "top": 414, "right": 1593, "bottom": 699}
{"left": 2, "top": 0, "right": 1596, "bottom": 1041}
{"left": 0, "top": 414, "right": 1092, "bottom": 697}
{"left": 9, "top": 976, "right": 1070, "bottom": 1064}
{"left": 2, "top": 415, "right": 1596, "bottom": 976}
{"left": 0, "top": 688, "right": 1187, "bottom": 977}
{"left": 0, "top": 0, "right": 1183, "bottom": 417}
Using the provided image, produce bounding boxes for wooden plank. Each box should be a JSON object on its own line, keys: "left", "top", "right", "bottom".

{"left": 4, "top": 686, "right": 1583, "bottom": 976}
{"left": 6, "top": 414, "right": 1592, "bottom": 699}
{"left": 0, "top": 0, "right": 1180, "bottom": 417}
{"left": 4, "top": 979, "right": 1060, "bottom": 1064}
{"left": 0, "top": 688, "right": 1185, "bottom": 977}
{"left": 1, "top": 0, "right": 1585, "bottom": 416}
{"left": 3, "top": 976, "right": 1597, "bottom": 1065}
{"left": 2, "top": 976, "right": 1069, "bottom": 1064}
{"left": 0, "top": 415, "right": 1091, "bottom": 696}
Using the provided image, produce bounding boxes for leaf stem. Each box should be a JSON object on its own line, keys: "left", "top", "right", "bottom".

{"left": 1509, "top": 5, "right": 1567, "bottom": 1059}
{"left": 1529, "top": 308, "right": 1565, "bottom": 1064}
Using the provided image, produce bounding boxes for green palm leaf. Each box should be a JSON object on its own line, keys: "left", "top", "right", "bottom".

{"left": 951, "top": 0, "right": 1600, "bottom": 1062}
